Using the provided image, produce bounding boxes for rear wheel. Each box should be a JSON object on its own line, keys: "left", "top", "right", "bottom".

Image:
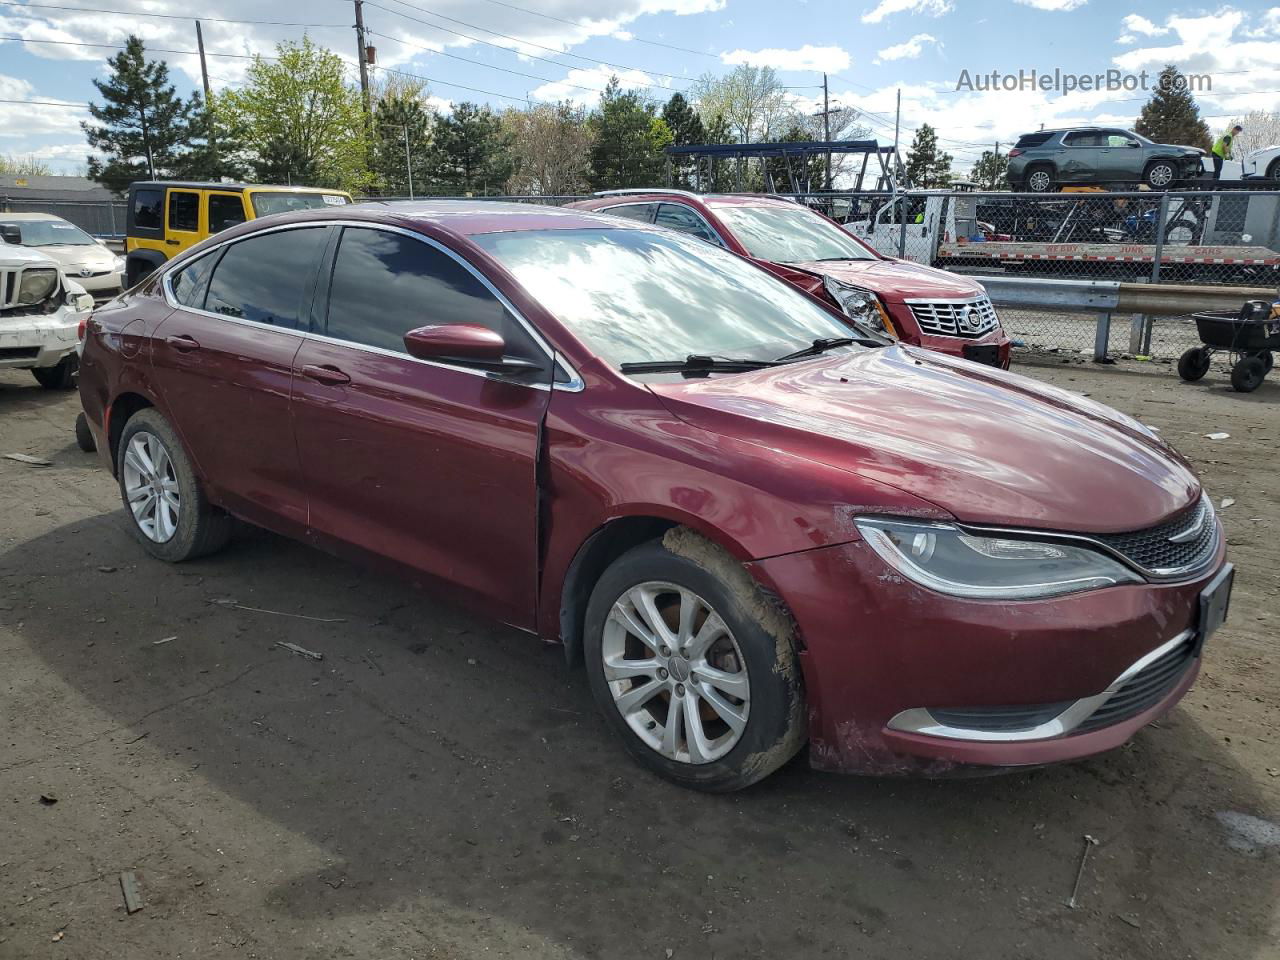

{"left": 1026, "top": 166, "right": 1055, "bottom": 193}
{"left": 1230, "top": 356, "right": 1266, "bottom": 393}
{"left": 1145, "top": 160, "right": 1178, "bottom": 189}
{"left": 583, "top": 532, "right": 805, "bottom": 792}
{"left": 1177, "top": 347, "right": 1211, "bottom": 382}
{"left": 1266, "top": 157, "right": 1280, "bottom": 181}
{"left": 75, "top": 411, "right": 96, "bottom": 453}
{"left": 1258, "top": 350, "right": 1274, "bottom": 375}
{"left": 31, "top": 356, "right": 77, "bottom": 390}
{"left": 117, "top": 408, "right": 231, "bottom": 561}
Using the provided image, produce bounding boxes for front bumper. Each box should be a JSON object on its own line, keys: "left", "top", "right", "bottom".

{"left": 749, "top": 533, "right": 1226, "bottom": 775}
{"left": 0, "top": 304, "right": 82, "bottom": 370}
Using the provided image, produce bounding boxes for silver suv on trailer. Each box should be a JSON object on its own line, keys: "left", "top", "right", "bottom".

{"left": 1007, "top": 128, "right": 1206, "bottom": 192}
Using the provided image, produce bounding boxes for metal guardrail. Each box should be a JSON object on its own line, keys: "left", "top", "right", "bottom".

{"left": 980, "top": 275, "right": 1276, "bottom": 360}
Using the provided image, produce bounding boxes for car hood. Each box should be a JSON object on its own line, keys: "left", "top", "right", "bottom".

{"left": 29, "top": 245, "right": 116, "bottom": 269}
{"left": 788, "top": 257, "right": 984, "bottom": 302}
{"left": 0, "top": 246, "right": 61, "bottom": 270}
{"left": 648, "top": 345, "right": 1199, "bottom": 535}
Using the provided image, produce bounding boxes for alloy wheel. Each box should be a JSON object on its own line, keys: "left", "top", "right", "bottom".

{"left": 1148, "top": 164, "right": 1175, "bottom": 187}
{"left": 1028, "top": 170, "right": 1051, "bottom": 192}
{"left": 122, "top": 431, "right": 181, "bottom": 542}
{"left": 602, "top": 581, "right": 750, "bottom": 764}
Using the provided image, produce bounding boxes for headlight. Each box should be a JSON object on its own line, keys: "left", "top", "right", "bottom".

{"left": 855, "top": 517, "right": 1142, "bottom": 599}
{"left": 112, "top": 256, "right": 126, "bottom": 272}
{"left": 17, "top": 268, "right": 58, "bottom": 305}
{"left": 824, "top": 276, "right": 889, "bottom": 335}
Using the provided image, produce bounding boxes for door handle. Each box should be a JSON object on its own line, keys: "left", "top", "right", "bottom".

{"left": 301, "top": 363, "right": 351, "bottom": 386}
{"left": 165, "top": 239, "right": 180, "bottom": 246}
{"left": 165, "top": 334, "right": 200, "bottom": 352}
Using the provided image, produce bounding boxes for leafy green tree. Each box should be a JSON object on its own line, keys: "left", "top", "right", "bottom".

{"left": 82, "top": 35, "right": 199, "bottom": 194}
{"left": 218, "top": 37, "right": 371, "bottom": 192}
{"left": 701, "top": 111, "right": 737, "bottom": 192}
{"left": 1134, "top": 64, "right": 1212, "bottom": 150}
{"left": 692, "top": 64, "right": 789, "bottom": 143}
{"left": 763, "top": 122, "right": 824, "bottom": 192}
{"left": 371, "top": 77, "right": 437, "bottom": 196}
{"left": 661, "top": 92, "right": 705, "bottom": 187}
{"left": 969, "top": 149, "right": 1008, "bottom": 190}
{"left": 430, "top": 102, "right": 512, "bottom": 195}
{"left": 905, "top": 123, "right": 952, "bottom": 188}
{"left": 174, "top": 91, "right": 248, "bottom": 183}
{"left": 588, "top": 77, "right": 667, "bottom": 189}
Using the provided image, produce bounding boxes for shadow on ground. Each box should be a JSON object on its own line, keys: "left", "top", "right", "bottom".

{"left": 3, "top": 514, "right": 1276, "bottom": 959}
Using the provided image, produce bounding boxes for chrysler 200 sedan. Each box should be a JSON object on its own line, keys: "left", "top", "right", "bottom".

{"left": 78, "top": 202, "right": 1232, "bottom": 791}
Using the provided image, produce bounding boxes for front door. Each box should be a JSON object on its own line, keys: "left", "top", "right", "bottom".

{"left": 1059, "top": 132, "right": 1100, "bottom": 182}
{"left": 291, "top": 225, "right": 554, "bottom": 629}
{"left": 150, "top": 225, "right": 331, "bottom": 533}
{"left": 164, "top": 188, "right": 202, "bottom": 257}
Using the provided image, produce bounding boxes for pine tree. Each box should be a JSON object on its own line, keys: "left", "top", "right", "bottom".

{"left": 661, "top": 93, "right": 705, "bottom": 187}
{"left": 430, "top": 103, "right": 512, "bottom": 195}
{"left": 1134, "top": 65, "right": 1212, "bottom": 150}
{"left": 970, "top": 150, "right": 1009, "bottom": 190}
{"left": 82, "top": 35, "right": 198, "bottom": 194}
{"left": 904, "top": 123, "right": 952, "bottom": 188}
{"left": 588, "top": 77, "right": 667, "bottom": 190}
{"left": 371, "top": 80, "right": 437, "bottom": 197}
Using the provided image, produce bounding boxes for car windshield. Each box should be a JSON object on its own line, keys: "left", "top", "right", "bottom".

{"left": 2, "top": 219, "right": 96, "bottom": 246}
{"left": 713, "top": 204, "right": 875, "bottom": 263}
{"left": 250, "top": 192, "right": 350, "bottom": 217}
{"left": 472, "top": 227, "right": 861, "bottom": 369}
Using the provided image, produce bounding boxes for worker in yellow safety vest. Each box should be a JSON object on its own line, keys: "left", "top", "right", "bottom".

{"left": 1211, "top": 125, "right": 1243, "bottom": 179}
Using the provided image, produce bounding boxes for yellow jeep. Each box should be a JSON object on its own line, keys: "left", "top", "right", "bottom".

{"left": 124, "top": 181, "right": 353, "bottom": 286}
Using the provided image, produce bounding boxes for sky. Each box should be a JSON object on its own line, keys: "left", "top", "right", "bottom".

{"left": 2, "top": 0, "right": 1279, "bottom": 176}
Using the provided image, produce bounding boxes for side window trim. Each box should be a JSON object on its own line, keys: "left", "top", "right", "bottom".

{"left": 599, "top": 202, "right": 657, "bottom": 223}
{"left": 160, "top": 221, "right": 583, "bottom": 392}
{"left": 655, "top": 203, "right": 723, "bottom": 246}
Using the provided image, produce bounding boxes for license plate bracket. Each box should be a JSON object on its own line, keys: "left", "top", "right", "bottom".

{"left": 1196, "top": 563, "right": 1234, "bottom": 655}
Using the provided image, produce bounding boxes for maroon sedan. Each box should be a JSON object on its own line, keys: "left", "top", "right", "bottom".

{"left": 79, "top": 202, "right": 1231, "bottom": 791}
{"left": 569, "top": 191, "right": 1014, "bottom": 368}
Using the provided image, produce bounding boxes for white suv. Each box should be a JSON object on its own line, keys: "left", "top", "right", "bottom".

{"left": 0, "top": 244, "right": 94, "bottom": 389}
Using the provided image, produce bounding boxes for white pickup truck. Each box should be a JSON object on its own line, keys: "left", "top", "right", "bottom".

{"left": 1, "top": 244, "right": 95, "bottom": 389}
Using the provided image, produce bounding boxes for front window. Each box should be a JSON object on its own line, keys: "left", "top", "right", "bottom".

{"left": 712, "top": 204, "right": 875, "bottom": 264}
{"left": 472, "top": 228, "right": 859, "bottom": 369}
{"left": 250, "top": 191, "right": 350, "bottom": 217}
{"left": 1, "top": 219, "right": 96, "bottom": 246}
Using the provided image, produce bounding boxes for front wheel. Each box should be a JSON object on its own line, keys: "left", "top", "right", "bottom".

{"left": 31, "top": 356, "right": 77, "bottom": 390}
{"left": 1177, "top": 347, "right": 1211, "bottom": 382}
{"left": 1230, "top": 356, "right": 1266, "bottom": 393}
{"left": 1266, "top": 157, "right": 1280, "bottom": 181}
{"left": 117, "top": 408, "right": 231, "bottom": 561}
{"left": 1145, "top": 160, "right": 1178, "bottom": 189}
{"left": 583, "top": 531, "right": 805, "bottom": 792}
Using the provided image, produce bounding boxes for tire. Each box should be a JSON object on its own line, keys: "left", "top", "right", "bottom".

{"left": 116, "top": 408, "right": 231, "bottom": 562}
{"left": 125, "top": 260, "right": 155, "bottom": 288}
{"left": 582, "top": 531, "right": 805, "bottom": 792}
{"left": 1230, "top": 356, "right": 1266, "bottom": 393}
{"left": 75, "top": 411, "right": 96, "bottom": 453}
{"left": 1163, "top": 218, "right": 1201, "bottom": 245}
{"left": 1266, "top": 158, "right": 1280, "bottom": 181}
{"left": 31, "top": 356, "right": 77, "bottom": 390}
{"left": 1025, "top": 166, "right": 1055, "bottom": 193}
{"left": 1258, "top": 350, "right": 1274, "bottom": 375}
{"left": 1145, "top": 160, "right": 1178, "bottom": 189}
{"left": 1177, "top": 347, "right": 1211, "bottom": 382}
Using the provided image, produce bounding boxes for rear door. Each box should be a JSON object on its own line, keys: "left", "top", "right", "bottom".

{"left": 165, "top": 189, "right": 202, "bottom": 256}
{"left": 150, "top": 225, "right": 331, "bottom": 534}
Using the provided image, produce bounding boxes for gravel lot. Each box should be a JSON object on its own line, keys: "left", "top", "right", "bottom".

{"left": 1, "top": 355, "right": 1277, "bottom": 960}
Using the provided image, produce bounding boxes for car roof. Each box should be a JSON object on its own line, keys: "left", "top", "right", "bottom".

{"left": 0, "top": 212, "right": 63, "bottom": 221}
{"left": 579, "top": 191, "right": 798, "bottom": 210}
{"left": 244, "top": 199, "right": 654, "bottom": 238}
{"left": 128, "top": 181, "right": 350, "bottom": 194}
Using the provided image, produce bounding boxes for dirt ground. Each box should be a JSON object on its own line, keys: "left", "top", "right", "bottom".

{"left": 1, "top": 354, "right": 1277, "bottom": 960}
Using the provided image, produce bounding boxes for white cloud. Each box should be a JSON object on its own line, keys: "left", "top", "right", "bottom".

{"left": 530, "top": 65, "right": 655, "bottom": 107}
{"left": 861, "top": 0, "right": 952, "bottom": 26}
{"left": 1014, "top": 0, "right": 1088, "bottom": 10}
{"left": 720, "top": 44, "right": 851, "bottom": 73}
{"left": 874, "top": 34, "right": 938, "bottom": 64}
{"left": 0, "top": 74, "right": 88, "bottom": 140}
{"left": 1122, "top": 14, "right": 1170, "bottom": 36}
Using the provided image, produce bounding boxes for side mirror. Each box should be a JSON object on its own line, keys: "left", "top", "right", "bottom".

{"left": 1, "top": 224, "right": 21, "bottom": 245}
{"left": 403, "top": 323, "right": 541, "bottom": 375}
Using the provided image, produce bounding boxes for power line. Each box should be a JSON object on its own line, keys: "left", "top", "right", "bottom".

{"left": 0, "top": 96, "right": 87, "bottom": 107}
{"left": 369, "top": 62, "right": 529, "bottom": 104}
{"left": 367, "top": 29, "right": 597, "bottom": 92}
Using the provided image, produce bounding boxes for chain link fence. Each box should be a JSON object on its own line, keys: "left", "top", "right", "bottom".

{"left": 0, "top": 196, "right": 129, "bottom": 238}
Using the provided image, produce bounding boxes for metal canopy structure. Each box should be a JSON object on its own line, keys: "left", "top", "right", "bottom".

{"left": 665, "top": 140, "right": 900, "bottom": 193}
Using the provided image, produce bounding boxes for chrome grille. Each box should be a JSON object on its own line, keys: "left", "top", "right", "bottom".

{"left": 0, "top": 268, "right": 16, "bottom": 308}
{"left": 1075, "top": 634, "right": 1197, "bottom": 732}
{"left": 906, "top": 296, "right": 1000, "bottom": 339}
{"left": 1096, "top": 496, "right": 1218, "bottom": 577}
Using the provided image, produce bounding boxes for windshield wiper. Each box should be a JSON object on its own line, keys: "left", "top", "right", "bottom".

{"left": 775, "top": 337, "right": 860, "bottom": 362}
{"left": 619, "top": 354, "right": 783, "bottom": 374}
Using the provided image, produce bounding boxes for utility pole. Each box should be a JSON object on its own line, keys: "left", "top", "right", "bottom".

{"left": 822, "top": 73, "right": 832, "bottom": 190}
{"left": 402, "top": 124, "right": 414, "bottom": 198}
{"left": 993, "top": 140, "right": 1000, "bottom": 190}
{"left": 194, "top": 21, "right": 217, "bottom": 165}
{"left": 353, "top": 0, "right": 372, "bottom": 141}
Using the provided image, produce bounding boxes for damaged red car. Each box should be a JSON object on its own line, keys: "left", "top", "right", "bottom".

{"left": 79, "top": 202, "right": 1231, "bottom": 791}
{"left": 569, "top": 190, "right": 1014, "bottom": 369}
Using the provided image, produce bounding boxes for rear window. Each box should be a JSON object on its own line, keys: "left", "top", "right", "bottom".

{"left": 1015, "top": 132, "right": 1054, "bottom": 149}
{"left": 133, "top": 189, "right": 163, "bottom": 231}
{"left": 203, "top": 227, "right": 328, "bottom": 328}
